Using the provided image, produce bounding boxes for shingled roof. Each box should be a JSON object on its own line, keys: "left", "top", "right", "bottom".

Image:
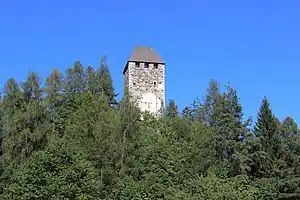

{"left": 123, "top": 46, "right": 164, "bottom": 74}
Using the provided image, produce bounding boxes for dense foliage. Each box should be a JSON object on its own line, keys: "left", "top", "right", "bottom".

{"left": 0, "top": 58, "right": 299, "bottom": 199}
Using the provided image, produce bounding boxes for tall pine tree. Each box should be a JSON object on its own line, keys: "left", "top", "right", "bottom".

{"left": 254, "top": 97, "right": 281, "bottom": 159}
{"left": 203, "top": 79, "right": 222, "bottom": 127}
{"left": 98, "top": 56, "right": 117, "bottom": 106}
{"left": 166, "top": 99, "right": 178, "bottom": 118}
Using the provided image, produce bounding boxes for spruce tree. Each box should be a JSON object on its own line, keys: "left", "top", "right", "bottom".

{"left": 2, "top": 78, "right": 23, "bottom": 116}
{"left": 211, "top": 85, "right": 249, "bottom": 164}
{"left": 254, "top": 97, "right": 281, "bottom": 159}
{"left": 45, "top": 69, "right": 64, "bottom": 134}
{"left": 64, "top": 61, "right": 86, "bottom": 95}
{"left": 181, "top": 98, "right": 203, "bottom": 122}
{"left": 166, "top": 99, "right": 178, "bottom": 118}
{"left": 281, "top": 116, "right": 299, "bottom": 137}
{"left": 86, "top": 66, "right": 100, "bottom": 94}
{"left": 61, "top": 61, "right": 86, "bottom": 122}
{"left": 46, "top": 70, "right": 63, "bottom": 101}
{"left": 2, "top": 73, "right": 50, "bottom": 167}
{"left": 98, "top": 56, "right": 117, "bottom": 106}
{"left": 21, "top": 72, "right": 42, "bottom": 103}
{"left": 203, "top": 79, "right": 222, "bottom": 127}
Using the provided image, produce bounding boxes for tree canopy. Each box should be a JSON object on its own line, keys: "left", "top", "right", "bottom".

{"left": 0, "top": 58, "right": 299, "bottom": 199}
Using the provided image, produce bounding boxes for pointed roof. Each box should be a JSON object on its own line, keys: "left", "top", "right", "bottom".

{"left": 128, "top": 46, "right": 164, "bottom": 63}
{"left": 123, "top": 46, "right": 164, "bottom": 74}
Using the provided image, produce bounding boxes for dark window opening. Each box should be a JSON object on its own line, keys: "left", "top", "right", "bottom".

{"left": 154, "top": 81, "right": 157, "bottom": 85}
{"left": 145, "top": 63, "right": 149, "bottom": 68}
{"left": 136, "top": 62, "right": 140, "bottom": 67}
{"left": 154, "top": 64, "right": 158, "bottom": 69}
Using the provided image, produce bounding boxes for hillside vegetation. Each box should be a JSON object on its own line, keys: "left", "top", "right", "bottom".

{"left": 0, "top": 58, "right": 299, "bottom": 199}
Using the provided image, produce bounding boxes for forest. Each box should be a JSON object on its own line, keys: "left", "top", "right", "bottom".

{"left": 0, "top": 57, "right": 299, "bottom": 200}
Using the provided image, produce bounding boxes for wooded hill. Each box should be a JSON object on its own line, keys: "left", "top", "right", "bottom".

{"left": 0, "top": 57, "right": 299, "bottom": 199}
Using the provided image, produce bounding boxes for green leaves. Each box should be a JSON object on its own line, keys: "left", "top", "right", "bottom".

{"left": 0, "top": 59, "right": 299, "bottom": 199}
{"left": 1, "top": 139, "right": 101, "bottom": 200}
{"left": 166, "top": 99, "right": 178, "bottom": 118}
{"left": 98, "top": 56, "right": 117, "bottom": 106}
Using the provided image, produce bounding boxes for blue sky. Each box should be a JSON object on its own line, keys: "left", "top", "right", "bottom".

{"left": 0, "top": 1, "right": 299, "bottom": 123}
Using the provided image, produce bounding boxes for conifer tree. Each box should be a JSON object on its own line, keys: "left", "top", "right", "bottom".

{"left": 203, "top": 79, "right": 222, "bottom": 127}
{"left": 45, "top": 69, "right": 64, "bottom": 134}
{"left": 64, "top": 61, "right": 86, "bottom": 95}
{"left": 21, "top": 72, "right": 42, "bottom": 103}
{"left": 62, "top": 61, "right": 86, "bottom": 121}
{"left": 1, "top": 78, "right": 24, "bottom": 140}
{"left": 45, "top": 69, "right": 63, "bottom": 103}
{"left": 182, "top": 98, "right": 203, "bottom": 122}
{"left": 281, "top": 116, "right": 299, "bottom": 137}
{"left": 2, "top": 73, "right": 50, "bottom": 167}
{"left": 254, "top": 97, "right": 281, "bottom": 158}
{"left": 86, "top": 66, "right": 100, "bottom": 94}
{"left": 246, "top": 97, "right": 282, "bottom": 178}
{"left": 98, "top": 56, "right": 117, "bottom": 106}
{"left": 211, "top": 85, "right": 249, "bottom": 164}
{"left": 2, "top": 78, "right": 23, "bottom": 116}
{"left": 166, "top": 99, "right": 178, "bottom": 118}
{"left": 0, "top": 79, "right": 24, "bottom": 170}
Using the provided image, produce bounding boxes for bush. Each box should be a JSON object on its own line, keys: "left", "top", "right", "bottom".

{"left": 1, "top": 139, "right": 101, "bottom": 200}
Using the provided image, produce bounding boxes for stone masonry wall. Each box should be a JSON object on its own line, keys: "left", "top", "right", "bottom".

{"left": 125, "top": 61, "right": 165, "bottom": 116}
{"left": 124, "top": 67, "right": 129, "bottom": 92}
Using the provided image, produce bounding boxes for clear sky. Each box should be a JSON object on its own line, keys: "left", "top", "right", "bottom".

{"left": 0, "top": 1, "right": 299, "bottom": 123}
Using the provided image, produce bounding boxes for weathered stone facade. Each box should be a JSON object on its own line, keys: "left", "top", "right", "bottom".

{"left": 124, "top": 60, "right": 165, "bottom": 117}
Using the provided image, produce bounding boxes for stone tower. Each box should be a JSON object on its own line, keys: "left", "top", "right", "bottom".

{"left": 123, "top": 46, "right": 165, "bottom": 116}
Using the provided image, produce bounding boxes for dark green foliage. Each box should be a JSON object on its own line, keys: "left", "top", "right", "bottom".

{"left": 246, "top": 97, "right": 282, "bottom": 178}
{"left": 86, "top": 66, "right": 100, "bottom": 94}
{"left": 181, "top": 97, "right": 203, "bottom": 122}
{"left": 0, "top": 59, "right": 299, "bottom": 199}
{"left": 254, "top": 97, "right": 281, "bottom": 158}
{"left": 281, "top": 116, "right": 299, "bottom": 137}
{"left": 98, "top": 56, "right": 117, "bottom": 106}
{"left": 65, "top": 61, "right": 86, "bottom": 95}
{"left": 203, "top": 79, "right": 222, "bottom": 127}
{"left": 166, "top": 99, "right": 178, "bottom": 118}
{"left": 1, "top": 138, "right": 101, "bottom": 199}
